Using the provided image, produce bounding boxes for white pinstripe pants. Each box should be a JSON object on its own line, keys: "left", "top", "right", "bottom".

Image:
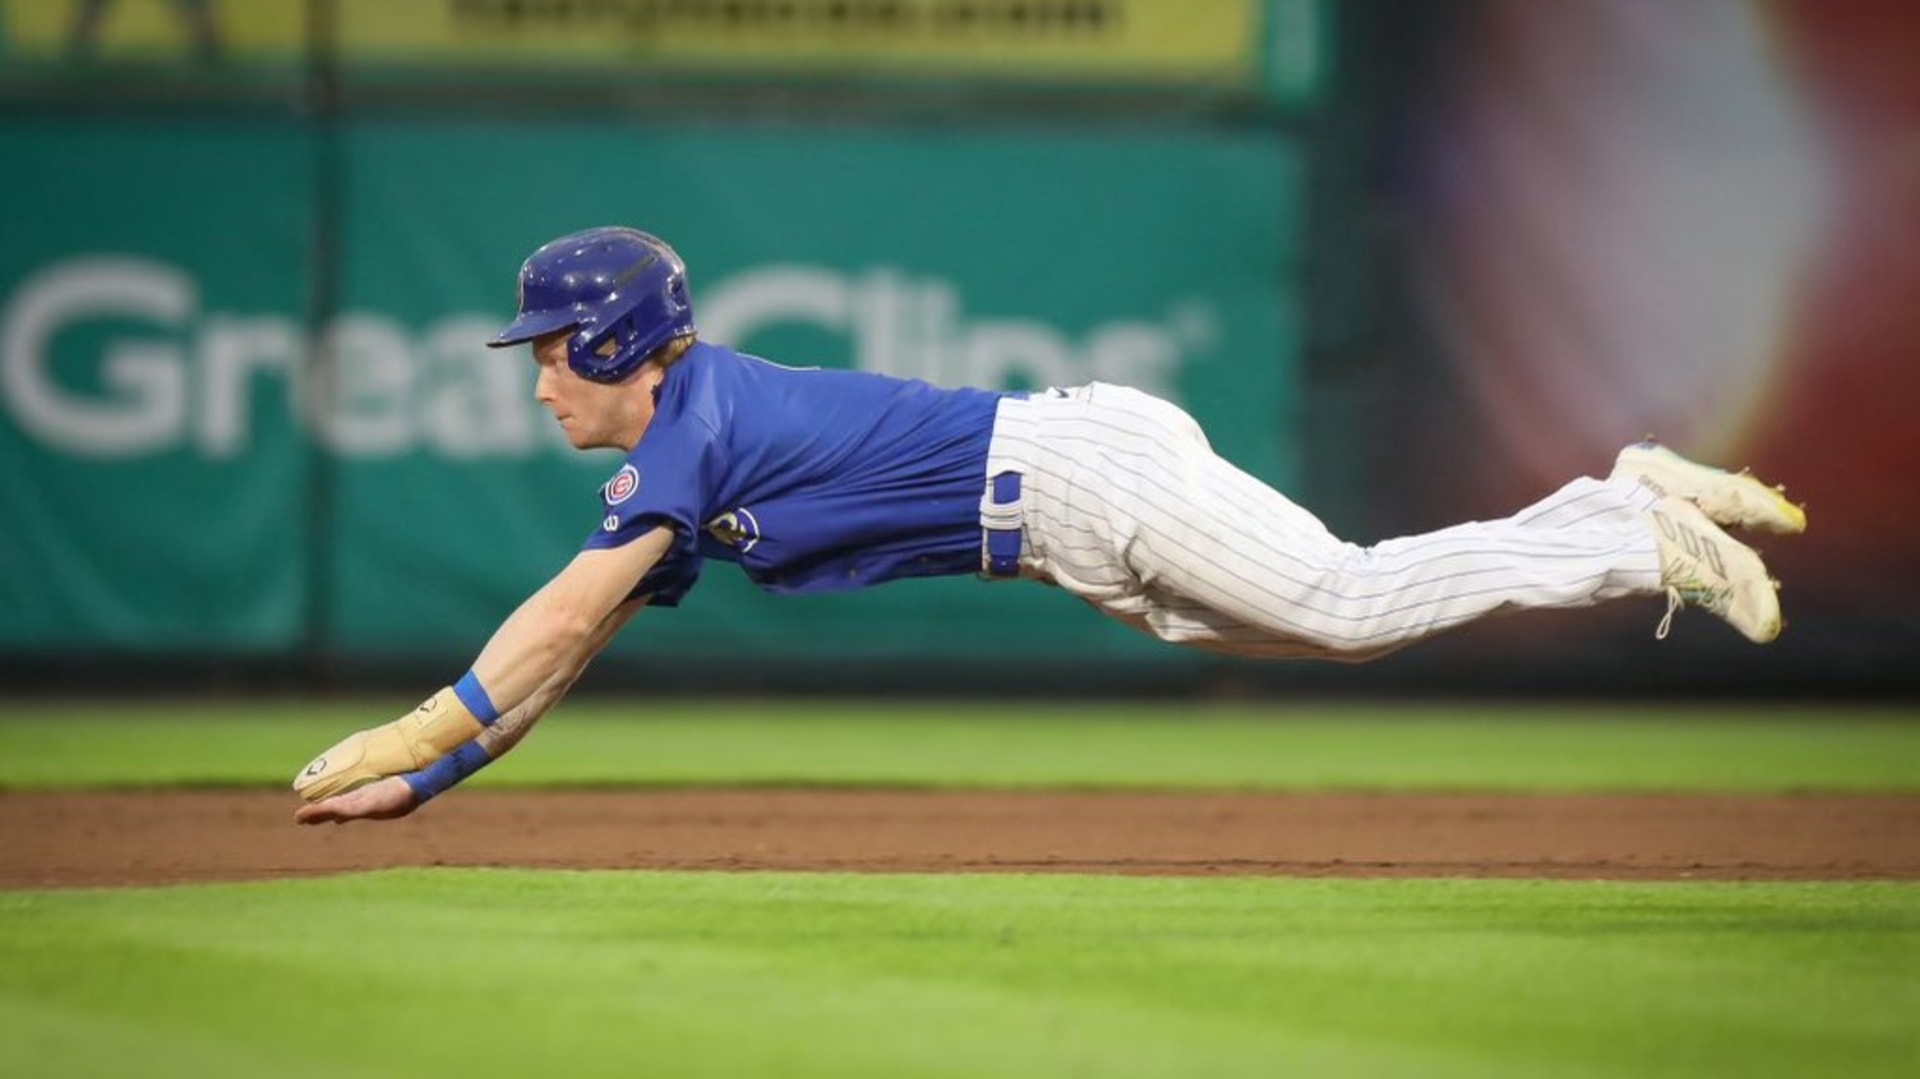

{"left": 983, "top": 384, "right": 1663, "bottom": 662}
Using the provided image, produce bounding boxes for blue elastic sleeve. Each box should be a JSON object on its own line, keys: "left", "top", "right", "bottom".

{"left": 401, "top": 740, "right": 493, "bottom": 803}
{"left": 452, "top": 669, "right": 500, "bottom": 725}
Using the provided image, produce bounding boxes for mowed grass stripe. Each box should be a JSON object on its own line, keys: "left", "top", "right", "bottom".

{"left": 0, "top": 700, "right": 1916, "bottom": 792}
{"left": 1, "top": 871, "right": 1916, "bottom": 1079}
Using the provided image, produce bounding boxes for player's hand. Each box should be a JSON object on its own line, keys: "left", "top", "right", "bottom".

{"left": 295, "top": 776, "right": 419, "bottom": 825}
{"left": 291, "top": 688, "right": 484, "bottom": 802}
{"left": 292, "top": 724, "right": 427, "bottom": 802}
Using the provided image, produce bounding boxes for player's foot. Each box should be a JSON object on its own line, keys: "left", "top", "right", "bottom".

{"left": 1647, "top": 496, "right": 1782, "bottom": 643}
{"left": 1612, "top": 439, "right": 1806, "bottom": 534}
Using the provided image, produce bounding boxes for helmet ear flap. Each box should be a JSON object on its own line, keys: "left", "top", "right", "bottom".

{"left": 568, "top": 311, "right": 647, "bottom": 383}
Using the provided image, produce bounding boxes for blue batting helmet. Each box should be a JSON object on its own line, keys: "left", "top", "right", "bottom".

{"left": 488, "top": 226, "right": 695, "bottom": 383}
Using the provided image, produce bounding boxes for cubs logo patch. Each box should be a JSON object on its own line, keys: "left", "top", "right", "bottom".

{"left": 604, "top": 463, "right": 640, "bottom": 505}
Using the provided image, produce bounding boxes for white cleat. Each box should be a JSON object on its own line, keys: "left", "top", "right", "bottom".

{"left": 1612, "top": 439, "right": 1806, "bottom": 535}
{"left": 1646, "top": 496, "right": 1783, "bottom": 644}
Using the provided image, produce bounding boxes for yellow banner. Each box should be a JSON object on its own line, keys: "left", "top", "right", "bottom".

{"left": 342, "top": 0, "right": 1263, "bottom": 82}
{"left": 3, "top": 0, "right": 301, "bottom": 62}
{"left": 4, "top": 0, "right": 1279, "bottom": 85}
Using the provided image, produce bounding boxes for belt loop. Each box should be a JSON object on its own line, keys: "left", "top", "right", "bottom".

{"left": 980, "top": 471, "right": 1023, "bottom": 578}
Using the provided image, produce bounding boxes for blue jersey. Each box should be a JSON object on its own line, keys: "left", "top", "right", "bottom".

{"left": 581, "top": 342, "right": 1006, "bottom": 605}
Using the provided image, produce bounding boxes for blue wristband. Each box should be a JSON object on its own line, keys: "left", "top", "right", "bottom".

{"left": 452, "top": 669, "right": 500, "bottom": 725}
{"left": 402, "top": 740, "right": 493, "bottom": 803}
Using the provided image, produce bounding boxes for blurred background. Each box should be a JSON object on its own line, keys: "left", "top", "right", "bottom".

{"left": 0, "top": 0, "right": 1912, "bottom": 699}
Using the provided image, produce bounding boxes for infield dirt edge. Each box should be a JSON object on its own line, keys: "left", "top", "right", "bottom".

{"left": 5, "top": 788, "right": 1918, "bottom": 888}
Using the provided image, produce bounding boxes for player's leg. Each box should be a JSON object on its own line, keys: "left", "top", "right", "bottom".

{"left": 1149, "top": 448, "right": 1792, "bottom": 653}
{"left": 995, "top": 384, "right": 1442, "bottom": 658}
{"left": 995, "top": 387, "right": 1781, "bottom": 658}
{"left": 1124, "top": 459, "right": 1668, "bottom": 660}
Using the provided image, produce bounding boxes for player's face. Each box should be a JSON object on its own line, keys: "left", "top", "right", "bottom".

{"left": 530, "top": 331, "right": 660, "bottom": 451}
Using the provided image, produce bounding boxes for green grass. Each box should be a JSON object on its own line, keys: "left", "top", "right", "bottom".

{"left": 0, "top": 699, "right": 1915, "bottom": 792}
{"left": 3, "top": 701, "right": 1917, "bottom": 1077}
{"left": 2, "top": 870, "right": 1915, "bottom": 1079}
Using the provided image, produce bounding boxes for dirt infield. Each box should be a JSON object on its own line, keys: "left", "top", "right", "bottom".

{"left": 4, "top": 789, "right": 1918, "bottom": 888}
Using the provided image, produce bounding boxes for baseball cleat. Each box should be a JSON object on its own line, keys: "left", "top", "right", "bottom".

{"left": 1612, "top": 439, "right": 1806, "bottom": 534}
{"left": 1646, "top": 496, "right": 1783, "bottom": 644}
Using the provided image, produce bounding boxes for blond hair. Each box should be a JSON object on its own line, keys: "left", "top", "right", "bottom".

{"left": 590, "top": 332, "right": 696, "bottom": 372}
{"left": 650, "top": 334, "right": 696, "bottom": 370}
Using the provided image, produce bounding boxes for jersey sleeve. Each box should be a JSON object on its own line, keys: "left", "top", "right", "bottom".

{"left": 579, "top": 416, "right": 721, "bottom": 608}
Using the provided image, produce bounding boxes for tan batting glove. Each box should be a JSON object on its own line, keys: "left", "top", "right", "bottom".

{"left": 292, "top": 687, "right": 486, "bottom": 802}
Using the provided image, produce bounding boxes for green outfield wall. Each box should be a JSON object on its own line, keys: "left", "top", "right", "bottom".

{"left": 11, "top": 4, "right": 1904, "bottom": 694}
{"left": 0, "top": 117, "right": 1307, "bottom": 663}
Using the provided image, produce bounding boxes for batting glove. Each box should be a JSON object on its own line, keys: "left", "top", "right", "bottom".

{"left": 292, "top": 687, "right": 486, "bottom": 802}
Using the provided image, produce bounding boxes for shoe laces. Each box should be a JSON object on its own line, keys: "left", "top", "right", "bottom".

{"left": 1657, "top": 588, "right": 1682, "bottom": 639}
{"left": 1656, "top": 583, "right": 1729, "bottom": 640}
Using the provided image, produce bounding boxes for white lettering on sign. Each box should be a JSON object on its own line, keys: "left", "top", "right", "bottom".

{"left": 1, "top": 256, "right": 1216, "bottom": 459}
{"left": 701, "top": 264, "right": 1213, "bottom": 400}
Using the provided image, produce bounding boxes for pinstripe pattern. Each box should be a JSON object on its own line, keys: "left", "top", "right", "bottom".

{"left": 984, "top": 384, "right": 1662, "bottom": 661}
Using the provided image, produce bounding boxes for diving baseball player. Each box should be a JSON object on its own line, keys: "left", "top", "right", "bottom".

{"left": 292, "top": 227, "right": 1807, "bottom": 824}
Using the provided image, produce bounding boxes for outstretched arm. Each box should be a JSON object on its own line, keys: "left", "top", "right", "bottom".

{"left": 293, "top": 594, "right": 647, "bottom": 824}
{"left": 291, "top": 527, "right": 674, "bottom": 812}
{"left": 468, "top": 527, "right": 675, "bottom": 713}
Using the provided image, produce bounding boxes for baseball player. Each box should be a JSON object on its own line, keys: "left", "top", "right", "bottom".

{"left": 292, "top": 227, "right": 1806, "bottom": 824}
